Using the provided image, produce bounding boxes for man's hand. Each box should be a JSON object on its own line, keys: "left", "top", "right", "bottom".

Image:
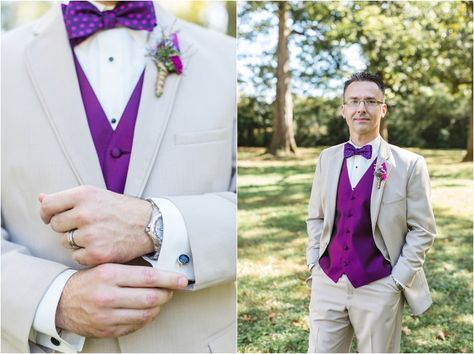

{"left": 56, "top": 264, "right": 188, "bottom": 337}
{"left": 39, "top": 186, "right": 155, "bottom": 266}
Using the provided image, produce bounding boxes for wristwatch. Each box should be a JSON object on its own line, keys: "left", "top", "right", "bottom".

{"left": 144, "top": 198, "right": 164, "bottom": 260}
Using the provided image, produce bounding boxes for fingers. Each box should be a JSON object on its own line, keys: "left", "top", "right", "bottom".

{"left": 111, "top": 288, "right": 173, "bottom": 309}
{"left": 72, "top": 246, "right": 106, "bottom": 266}
{"left": 61, "top": 228, "right": 85, "bottom": 250}
{"left": 39, "top": 186, "right": 101, "bottom": 224}
{"left": 115, "top": 265, "right": 188, "bottom": 290}
{"left": 108, "top": 307, "right": 162, "bottom": 326}
{"left": 39, "top": 189, "right": 78, "bottom": 224}
{"left": 51, "top": 209, "right": 79, "bottom": 233}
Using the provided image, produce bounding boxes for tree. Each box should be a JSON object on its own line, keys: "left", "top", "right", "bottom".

{"left": 238, "top": 1, "right": 472, "bottom": 156}
{"left": 269, "top": 1, "right": 297, "bottom": 155}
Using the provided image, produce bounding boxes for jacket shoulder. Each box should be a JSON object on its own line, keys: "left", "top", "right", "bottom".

{"left": 2, "top": 21, "right": 37, "bottom": 51}
{"left": 388, "top": 144, "right": 424, "bottom": 164}
{"left": 177, "top": 19, "right": 235, "bottom": 63}
{"left": 319, "top": 143, "right": 345, "bottom": 160}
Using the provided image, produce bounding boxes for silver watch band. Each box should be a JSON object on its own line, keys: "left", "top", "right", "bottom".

{"left": 145, "top": 198, "right": 164, "bottom": 260}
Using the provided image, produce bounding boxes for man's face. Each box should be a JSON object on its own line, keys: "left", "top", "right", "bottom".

{"left": 341, "top": 81, "right": 387, "bottom": 140}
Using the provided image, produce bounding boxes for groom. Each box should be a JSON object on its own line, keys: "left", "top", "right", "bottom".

{"left": 306, "top": 72, "right": 436, "bottom": 352}
{"left": 2, "top": 1, "right": 235, "bottom": 352}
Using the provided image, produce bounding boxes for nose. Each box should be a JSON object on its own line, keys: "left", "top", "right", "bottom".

{"left": 356, "top": 100, "right": 366, "bottom": 112}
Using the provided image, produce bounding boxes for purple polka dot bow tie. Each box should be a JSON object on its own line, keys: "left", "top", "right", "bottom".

{"left": 343, "top": 143, "right": 372, "bottom": 159}
{"left": 62, "top": 1, "right": 157, "bottom": 45}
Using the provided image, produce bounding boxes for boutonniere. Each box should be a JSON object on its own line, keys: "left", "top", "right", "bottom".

{"left": 374, "top": 162, "right": 388, "bottom": 189}
{"left": 148, "top": 29, "right": 183, "bottom": 97}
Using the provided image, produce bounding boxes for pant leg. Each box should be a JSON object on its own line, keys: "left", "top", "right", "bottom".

{"left": 348, "top": 275, "right": 404, "bottom": 353}
{"left": 308, "top": 267, "right": 354, "bottom": 353}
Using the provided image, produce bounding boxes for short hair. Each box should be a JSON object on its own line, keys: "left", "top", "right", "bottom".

{"left": 343, "top": 72, "right": 385, "bottom": 97}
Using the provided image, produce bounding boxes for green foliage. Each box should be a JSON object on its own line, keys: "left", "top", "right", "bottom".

{"left": 238, "top": 147, "right": 473, "bottom": 353}
{"left": 238, "top": 1, "right": 473, "bottom": 149}
{"left": 388, "top": 85, "right": 470, "bottom": 148}
{"left": 238, "top": 88, "right": 469, "bottom": 148}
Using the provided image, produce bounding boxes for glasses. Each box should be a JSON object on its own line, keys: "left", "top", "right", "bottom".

{"left": 343, "top": 98, "right": 384, "bottom": 107}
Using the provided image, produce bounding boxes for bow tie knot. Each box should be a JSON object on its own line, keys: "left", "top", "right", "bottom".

{"left": 62, "top": 1, "right": 157, "bottom": 46}
{"left": 101, "top": 10, "right": 118, "bottom": 30}
{"left": 344, "top": 143, "right": 372, "bottom": 159}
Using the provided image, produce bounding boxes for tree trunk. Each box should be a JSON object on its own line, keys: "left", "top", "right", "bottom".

{"left": 225, "top": 1, "right": 236, "bottom": 37}
{"left": 462, "top": 99, "right": 473, "bottom": 162}
{"left": 269, "top": 1, "right": 297, "bottom": 155}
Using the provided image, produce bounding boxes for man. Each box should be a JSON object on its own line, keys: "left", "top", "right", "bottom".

{"left": 2, "top": 1, "right": 236, "bottom": 352}
{"left": 306, "top": 72, "right": 436, "bottom": 353}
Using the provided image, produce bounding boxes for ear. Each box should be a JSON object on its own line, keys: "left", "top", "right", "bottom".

{"left": 381, "top": 103, "right": 388, "bottom": 118}
{"left": 340, "top": 104, "right": 345, "bottom": 119}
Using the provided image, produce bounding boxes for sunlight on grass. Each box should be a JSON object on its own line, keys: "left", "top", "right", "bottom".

{"left": 238, "top": 147, "right": 473, "bottom": 353}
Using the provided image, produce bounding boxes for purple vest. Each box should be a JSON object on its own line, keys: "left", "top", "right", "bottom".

{"left": 319, "top": 160, "right": 392, "bottom": 288}
{"left": 73, "top": 55, "right": 144, "bottom": 194}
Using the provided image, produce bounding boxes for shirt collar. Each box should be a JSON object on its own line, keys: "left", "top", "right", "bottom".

{"left": 88, "top": 1, "right": 115, "bottom": 12}
{"left": 348, "top": 135, "right": 381, "bottom": 157}
{"left": 62, "top": 1, "right": 115, "bottom": 12}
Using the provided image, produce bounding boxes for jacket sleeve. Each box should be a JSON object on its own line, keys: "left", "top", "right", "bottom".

{"left": 1, "top": 223, "right": 70, "bottom": 352}
{"left": 391, "top": 156, "right": 436, "bottom": 287}
{"left": 306, "top": 153, "right": 325, "bottom": 265}
{"left": 163, "top": 192, "right": 236, "bottom": 291}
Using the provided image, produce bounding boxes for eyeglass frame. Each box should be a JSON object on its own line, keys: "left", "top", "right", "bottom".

{"left": 343, "top": 98, "right": 385, "bottom": 107}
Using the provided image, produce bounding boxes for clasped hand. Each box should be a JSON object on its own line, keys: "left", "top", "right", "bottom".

{"left": 38, "top": 186, "right": 188, "bottom": 337}
{"left": 39, "top": 185, "right": 154, "bottom": 266}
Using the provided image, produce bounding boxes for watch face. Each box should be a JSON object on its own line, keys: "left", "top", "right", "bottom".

{"left": 153, "top": 218, "right": 164, "bottom": 242}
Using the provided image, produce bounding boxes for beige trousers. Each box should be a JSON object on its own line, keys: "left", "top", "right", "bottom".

{"left": 308, "top": 265, "right": 404, "bottom": 353}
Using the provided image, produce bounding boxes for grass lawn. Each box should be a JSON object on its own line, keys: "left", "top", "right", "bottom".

{"left": 237, "top": 147, "right": 473, "bottom": 353}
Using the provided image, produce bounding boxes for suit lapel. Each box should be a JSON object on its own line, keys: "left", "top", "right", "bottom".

{"left": 25, "top": 6, "right": 105, "bottom": 188}
{"left": 370, "top": 139, "right": 394, "bottom": 232}
{"left": 124, "top": 5, "right": 192, "bottom": 197}
{"left": 325, "top": 145, "right": 345, "bottom": 233}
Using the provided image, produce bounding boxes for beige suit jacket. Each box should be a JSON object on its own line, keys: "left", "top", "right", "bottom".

{"left": 1, "top": 4, "right": 236, "bottom": 353}
{"left": 307, "top": 139, "right": 436, "bottom": 316}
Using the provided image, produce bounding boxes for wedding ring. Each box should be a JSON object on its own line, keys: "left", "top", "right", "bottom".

{"left": 66, "top": 230, "right": 80, "bottom": 249}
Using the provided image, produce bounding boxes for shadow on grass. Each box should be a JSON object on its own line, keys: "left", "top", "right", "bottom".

{"left": 238, "top": 148, "right": 473, "bottom": 353}
{"left": 238, "top": 273, "right": 310, "bottom": 353}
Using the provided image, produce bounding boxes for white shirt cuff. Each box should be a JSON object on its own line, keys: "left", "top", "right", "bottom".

{"left": 143, "top": 198, "right": 195, "bottom": 282}
{"left": 31, "top": 269, "right": 85, "bottom": 353}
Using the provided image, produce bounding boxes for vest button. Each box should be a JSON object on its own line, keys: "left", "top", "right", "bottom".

{"left": 111, "top": 147, "right": 122, "bottom": 158}
{"left": 347, "top": 213, "right": 352, "bottom": 217}
{"left": 344, "top": 245, "right": 349, "bottom": 251}
{"left": 343, "top": 261, "right": 349, "bottom": 267}
{"left": 345, "top": 229, "right": 350, "bottom": 234}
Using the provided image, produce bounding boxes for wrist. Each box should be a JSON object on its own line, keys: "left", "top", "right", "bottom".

{"left": 130, "top": 198, "right": 155, "bottom": 256}
{"left": 54, "top": 273, "right": 77, "bottom": 332}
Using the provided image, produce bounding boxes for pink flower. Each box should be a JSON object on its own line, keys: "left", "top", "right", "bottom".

{"left": 170, "top": 32, "right": 180, "bottom": 51}
{"left": 374, "top": 162, "right": 388, "bottom": 189}
{"left": 170, "top": 55, "right": 183, "bottom": 74}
